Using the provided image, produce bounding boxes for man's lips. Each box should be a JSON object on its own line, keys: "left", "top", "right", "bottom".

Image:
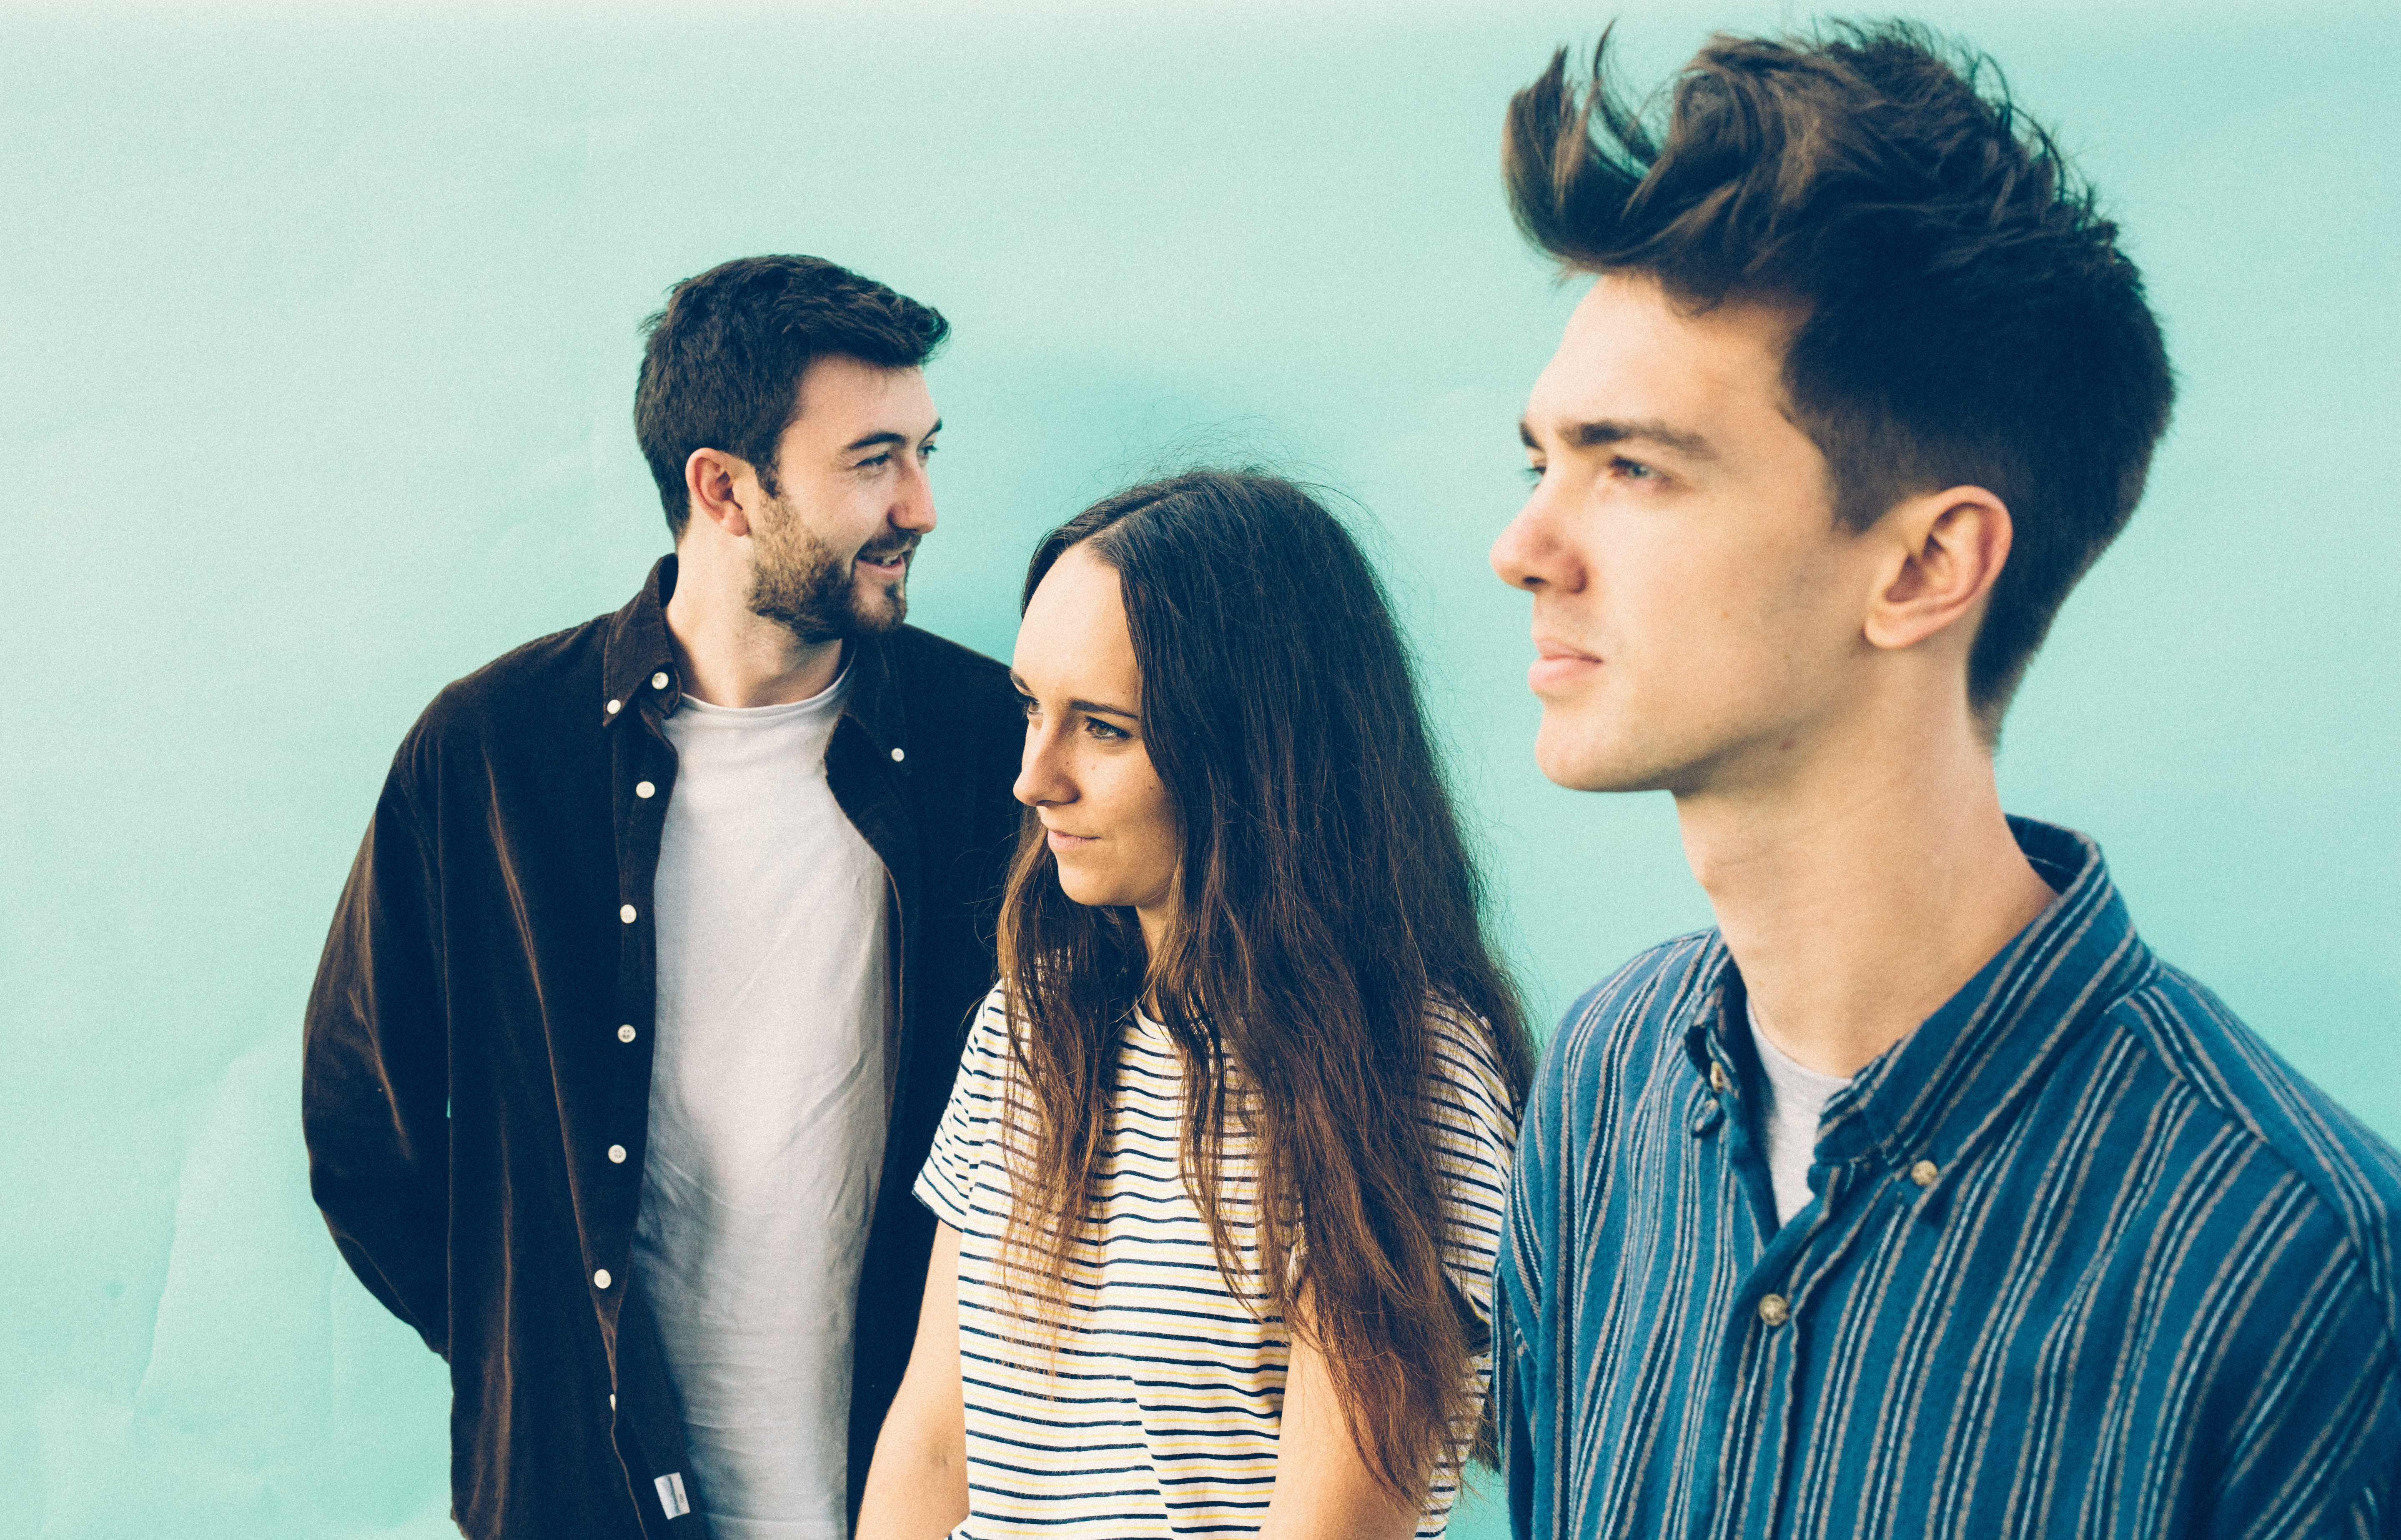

{"left": 855, "top": 543, "right": 915, "bottom": 573}
{"left": 1529, "top": 637, "right": 1602, "bottom": 693}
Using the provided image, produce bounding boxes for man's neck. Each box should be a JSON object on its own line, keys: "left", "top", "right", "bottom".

{"left": 662, "top": 546, "right": 845, "bottom": 709}
{"left": 1675, "top": 708, "right": 2057, "bottom": 1079}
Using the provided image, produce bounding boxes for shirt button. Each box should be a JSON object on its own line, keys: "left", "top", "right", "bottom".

{"left": 618, "top": 1024, "right": 638, "bottom": 1043}
{"left": 890, "top": 746, "right": 906, "bottom": 762}
{"left": 608, "top": 1144, "right": 627, "bottom": 1164}
{"left": 594, "top": 1268, "right": 612, "bottom": 1290}
{"left": 1910, "top": 1159, "right": 1940, "bottom": 1189}
{"left": 635, "top": 780, "right": 656, "bottom": 799}
{"left": 1709, "top": 1062, "right": 1729, "bottom": 1094}
{"left": 1758, "top": 1293, "right": 1790, "bottom": 1327}
{"left": 620, "top": 904, "right": 637, "bottom": 924}
{"left": 651, "top": 672, "right": 670, "bottom": 690}
{"left": 606, "top": 699, "right": 621, "bottom": 715}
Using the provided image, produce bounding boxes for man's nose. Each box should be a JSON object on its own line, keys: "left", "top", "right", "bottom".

{"left": 893, "top": 456, "right": 937, "bottom": 534}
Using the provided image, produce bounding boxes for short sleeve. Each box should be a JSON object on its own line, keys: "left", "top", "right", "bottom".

{"left": 915, "top": 981, "right": 1014, "bottom": 1231}
{"left": 1424, "top": 1007, "right": 1523, "bottom": 1331}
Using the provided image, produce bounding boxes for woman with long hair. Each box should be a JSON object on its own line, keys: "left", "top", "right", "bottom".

{"left": 857, "top": 471, "right": 1533, "bottom": 1539}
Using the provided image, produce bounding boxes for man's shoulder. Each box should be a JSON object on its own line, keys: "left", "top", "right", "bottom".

{"left": 1535, "top": 929, "right": 1726, "bottom": 1106}
{"left": 398, "top": 614, "right": 610, "bottom": 772}
{"left": 882, "top": 623, "right": 1018, "bottom": 726}
{"left": 1554, "top": 929, "right": 1725, "bottom": 1055}
{"left": 2109, "top": 960, "right": 2401, "bottom": 1326}
{"left": 885, "top": 623, "right": 1010, "bottom": 686}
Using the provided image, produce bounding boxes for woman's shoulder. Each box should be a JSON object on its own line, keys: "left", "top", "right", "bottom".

{"left": 1419, "top": 999, "right": 1520, "bottom": 1138}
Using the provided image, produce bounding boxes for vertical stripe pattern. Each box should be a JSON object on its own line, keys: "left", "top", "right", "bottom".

{"left": 920, "top": 982, "right": 1520, "bottom": 1537}
{"left": 1498, "top": 818, "right": 2401, "bottom": 1540}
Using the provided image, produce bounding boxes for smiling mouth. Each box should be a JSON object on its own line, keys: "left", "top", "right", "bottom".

{"left": 856, "top": 541, "right": 916, "bottom": 570}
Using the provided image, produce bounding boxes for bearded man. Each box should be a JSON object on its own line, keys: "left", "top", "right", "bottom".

{"left": 303, "top": 255, "right": 1024, "bottom": 1540}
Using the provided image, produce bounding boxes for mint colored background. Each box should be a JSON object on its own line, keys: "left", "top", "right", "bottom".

{"left": 2, "top": 3, "right": 2393, "bottom": 1536}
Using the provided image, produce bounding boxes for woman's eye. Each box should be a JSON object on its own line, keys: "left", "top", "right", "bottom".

{"left": 1016, "top": 693, "right": 1040, "bottom": 719}
{"left": 1521, "top": 463, "right": 1546, "bottom": 486}
{"left": 1084, "top": 717, "right": 1128, "bottom": 741}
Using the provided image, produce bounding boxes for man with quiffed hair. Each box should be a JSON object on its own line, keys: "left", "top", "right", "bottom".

{"left": 303, "top": 255, "right": 1024, "bottom": 1539}
{"left": 1489, "top": 23, "right": 2401, "bottom": 1539}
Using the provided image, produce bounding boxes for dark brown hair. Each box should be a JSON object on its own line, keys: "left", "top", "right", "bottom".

{"left": 995, "top": 470, "right": 1533, "bottom": 1497}
{"left": 633, "top": 255, "right": 948, "bottom": 539}
{"left": 1506, "top": 22, "right": 2174, "bottom": 730}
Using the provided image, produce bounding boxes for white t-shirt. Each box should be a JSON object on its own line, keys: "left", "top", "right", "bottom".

{"left": 631, "top": 670, "right": 893, "bottom": 1540}
{"left": 1747, "top": 999, "right": 1853, "bottom": 1227}
{"left": 916, "top": 983, "right": 1520, "bottom": 1539}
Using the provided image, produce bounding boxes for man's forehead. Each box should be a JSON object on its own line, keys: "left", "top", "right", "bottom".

{"left": 791, "top": 357, "right": 936, "bottom": 429}
{"left": 1526, "top": 276, "right": 1789, "bottom": 441}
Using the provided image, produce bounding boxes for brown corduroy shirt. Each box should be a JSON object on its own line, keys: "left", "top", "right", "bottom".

{"left": 302, "top": 556, "right": 1025, "bottom": 1537}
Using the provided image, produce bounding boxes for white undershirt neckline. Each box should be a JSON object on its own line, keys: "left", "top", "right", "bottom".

{"left": 1747, "top": 999, "right": 1855, "bottom": 1227}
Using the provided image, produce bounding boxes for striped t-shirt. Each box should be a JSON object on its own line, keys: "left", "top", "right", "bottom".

{"left": 917, "top": 981, "right": 1520, "bottom": 1538}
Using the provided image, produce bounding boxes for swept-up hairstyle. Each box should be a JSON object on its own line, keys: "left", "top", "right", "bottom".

{"left": 634, "top": 254, "right": 948, "bottom": 538}
{"left": 1506, "top": 22, "right": 2174, "bottom": 730}
{"left": 996, "top": 470, "right": 1534, "bottom": 1497}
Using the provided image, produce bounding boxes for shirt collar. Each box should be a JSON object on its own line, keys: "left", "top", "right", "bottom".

{"left": 1685, "top": 817, "right": 2156, "bottom": 1177}
{"left": 599, "top": 555, "right": 682, "bottom": 725}
{"left": 598, "top": 553, "right": 911, "bottom": 767}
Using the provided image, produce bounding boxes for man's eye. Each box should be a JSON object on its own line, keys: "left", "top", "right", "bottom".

{"left": 1612, "top": 456, "right": 1656, "bottom": 480}
{"left": 920, "top": 443, "right": 939, "bottom": 460}
{"left": 1522, "top": 463, "right": 1546, "bottom": 486}
{"left": 1016, "top": 692, "right": 1039, "bottom": 719}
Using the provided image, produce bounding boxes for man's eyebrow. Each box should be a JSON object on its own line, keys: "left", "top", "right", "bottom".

{"left": 842, "top": 418, "right": 942, "bottom": 453}
{"left": 1521, "top": 416, "right": 1716, "bottom": 460}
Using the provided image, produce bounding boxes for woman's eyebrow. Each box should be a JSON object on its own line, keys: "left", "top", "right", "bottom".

{"left": 1008, "top": 672, "right": 1140, "bottom": 721}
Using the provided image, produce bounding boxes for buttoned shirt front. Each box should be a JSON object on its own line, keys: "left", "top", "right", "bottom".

{"left": 1498, "top": 818, "right": 2401, "bottom": 1540}
{"left": 302, "top": 557, "right": 1026, "bottom": 1539}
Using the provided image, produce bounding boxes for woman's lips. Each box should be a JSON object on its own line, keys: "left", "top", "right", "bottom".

{"left": 1045, "top": 828, "right": 1097, "bottom": 852}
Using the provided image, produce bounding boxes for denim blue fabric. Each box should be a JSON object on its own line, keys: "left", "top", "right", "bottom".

{"left": 1499, "top": 819, "right": 2401, "bottom": 1539}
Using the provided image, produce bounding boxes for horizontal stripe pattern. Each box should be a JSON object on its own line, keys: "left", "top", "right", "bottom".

{"left": 1498, "top": 817, "right": 2401, "bottom": 1539}
{"left": 920, "top": 982, "right": 1519, "bottom": 1537}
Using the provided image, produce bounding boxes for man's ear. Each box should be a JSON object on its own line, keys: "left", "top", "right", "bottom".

{"left": 1862, "top": 485, "right": 2013, "bottom": 653}
{"left": 684, "top": 447, "right": 762, "bottom": 538}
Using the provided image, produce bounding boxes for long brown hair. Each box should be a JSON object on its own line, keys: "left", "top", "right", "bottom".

{"left": 994, "top": 470, "right": 1533, "bottom": 1499}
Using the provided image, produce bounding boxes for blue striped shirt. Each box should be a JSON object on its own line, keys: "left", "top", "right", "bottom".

{"left": 1498, "top": 818, "right": 2401, "bottom": 1539}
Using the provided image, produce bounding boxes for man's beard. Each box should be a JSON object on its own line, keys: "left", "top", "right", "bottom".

{"left": 745, "top": 493, "right": 916, "bottom": 644}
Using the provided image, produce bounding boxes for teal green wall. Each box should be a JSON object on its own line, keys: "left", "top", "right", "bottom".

{"left": 3, "top": 4, "right": 2393, "bottom": 1536}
